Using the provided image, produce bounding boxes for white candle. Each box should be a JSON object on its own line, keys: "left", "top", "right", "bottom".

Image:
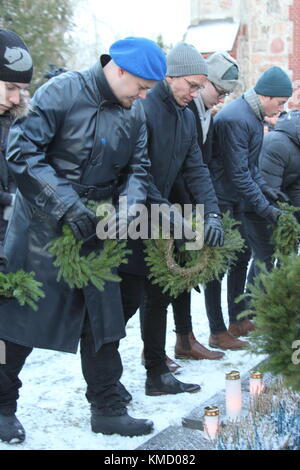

{"left": 225, "top": 370, "right": 242, "bottom": 422}
{"left": 204, "top": 406, "right": 219, "bottom": 440}
{"left": 250, "top": 371, "right": 264, "bottom": 396}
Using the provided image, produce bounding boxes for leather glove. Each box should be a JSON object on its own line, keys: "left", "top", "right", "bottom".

{"left": 204, "top": 213, "right": 224, "bottom": 247}
{"left": 266, "top": 205, "right": 285, "bottom": 224}
{"left": 63, "top": 200, "right": 98, "bottom": 240}
{"left": 262, "top": 186, "right": 290, "bottom": 203}
{"left": 0, "top": 243, "right": 8, "bottom": 272}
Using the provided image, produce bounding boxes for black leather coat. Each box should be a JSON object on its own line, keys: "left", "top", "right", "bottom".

{"left": 0, "top": 58, "right": 151, "bottom": 353}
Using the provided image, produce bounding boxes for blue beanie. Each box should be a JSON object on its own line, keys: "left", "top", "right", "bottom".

{"left": 109, "top": 36, "right": 166, "bottom": 81}
{"left": 254, "top": 66, "right": 293, "bottom": 97}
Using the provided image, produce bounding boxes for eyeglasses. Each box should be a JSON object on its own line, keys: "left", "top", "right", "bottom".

{"left": 211, "top": 82, "right": 229, "bottom": 98}
{"left": 183, "top": 78, "right": 204, "bottom": 93}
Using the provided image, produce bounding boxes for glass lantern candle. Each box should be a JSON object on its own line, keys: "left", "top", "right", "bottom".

{"left": 204, "top": 406, "right": 220, "bottom": 440}
{"left": 225, "top": 370, "right": 242, "bottom": 421}
{"left": 250, "top": 370, "right": 264, "bottom": 396}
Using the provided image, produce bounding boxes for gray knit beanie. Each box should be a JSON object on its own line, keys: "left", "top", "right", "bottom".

{"left": 207, "top": 51, "right": 239, "bottom": 92}
{"left": 166, "top": 42, "right": 208, "bottom": 77}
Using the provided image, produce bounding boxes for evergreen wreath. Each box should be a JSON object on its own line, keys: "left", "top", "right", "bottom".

{"left": 47, "top": 200, "right": 130, "bottom": 291}
{"left": 144, "top": 212, "right": 245, "bottom": 298}
{"left": 0, "top": 270, "right": 44, "bottom": 311}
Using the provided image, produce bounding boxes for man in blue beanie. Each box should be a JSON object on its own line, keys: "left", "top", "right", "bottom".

{"left": 208, "top": 66, "right": 294, "bottom": 345}
{"left": 0, "top": 36, "right": 166, "bottom": 443}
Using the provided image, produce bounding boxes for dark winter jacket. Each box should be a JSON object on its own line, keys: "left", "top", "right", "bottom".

{"left": 0, "top": 110, "right": 21, "bottom": 241}
{"left": 169, "top": 98, "right": 214, "bottom": 206}
{"left": 210, "top": 95, "right": 274, "bottom": 217}
{"left": 142, "top": 81, "right": 219, "bottom": 212}
{"left": 0, "top": 58, "right": 151, "bottom": 353}
{"left": 259, "top": 112, "right": 300, "bottom": 209}
{"left": 120, "top": 81, "right": 219, "bottom": 276}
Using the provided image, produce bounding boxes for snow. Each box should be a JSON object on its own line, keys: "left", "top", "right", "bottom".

{"left": 0, "top": 284, "right": 263, "bottom": 450}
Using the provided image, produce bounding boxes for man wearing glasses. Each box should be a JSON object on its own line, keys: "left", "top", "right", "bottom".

{"left": 170, "top": 51, "right": 251, "bottom": 360}
{"left": 120, "top": 43, "right": 224, "bottom": 396}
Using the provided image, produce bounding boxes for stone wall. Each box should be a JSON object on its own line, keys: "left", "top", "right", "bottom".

{"left": 190, "top": 0, "right": 299, "bottom": 106}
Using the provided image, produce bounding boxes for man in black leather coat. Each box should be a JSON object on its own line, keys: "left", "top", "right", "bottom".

{"left": 0, "top": 35, "right": 166, "bottom": 442}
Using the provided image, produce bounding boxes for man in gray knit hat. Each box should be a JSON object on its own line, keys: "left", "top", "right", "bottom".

{"left": 119, "top": 43, "right": 224, "bottom": 396}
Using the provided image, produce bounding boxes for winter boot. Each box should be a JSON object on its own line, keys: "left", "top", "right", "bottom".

{"left": 209, "top": 331, "right": 249, "bottom": 350}
{"left": 91, "top": 406, "right": 153, "bottom": 437}
{"left": 0, "top": 413, "right": 25, "bottom": 444}
{"left": 228, "top": 319, "right": 256, "bottom": 338}
{"left": 175, "top": 332, "right": 225, "bottom": 360}
{"left": 145, "top": 372, "right": 201, "bottom": 396}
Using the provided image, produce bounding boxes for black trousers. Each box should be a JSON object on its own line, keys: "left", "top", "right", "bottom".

{"left": 172, "top": 291, "right": 192, "bottom": 335}
{"left": 243, "top": 211, "right": 274, "bottom": 285}
{"left": 120, "top": 271, "right": 171, "bottom": 377}
{"left": 0, "top": 315, "right": 124, "bottom": 416}
{"left": 204, "top": 204, "right": 251, "bottom": 334}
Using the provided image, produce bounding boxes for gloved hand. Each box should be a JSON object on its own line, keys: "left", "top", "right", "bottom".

{"left": 266, "top": 205, "right": 285, "bottom": 224}
{"left": 0, "top": 243, "right": 8, "bottom": 272}
{"left": 262, "top": 186, "right": 290, "bottom": 203}
{"left": 63, "top": 200, "right": 98, "bottom": 240}
{"left": 204, "top": 213, "right": 224, "bottom": 247}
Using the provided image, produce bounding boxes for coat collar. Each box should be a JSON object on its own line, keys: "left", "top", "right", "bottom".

{"left": 91, "top": 57, "right": 121, "bottom": 106}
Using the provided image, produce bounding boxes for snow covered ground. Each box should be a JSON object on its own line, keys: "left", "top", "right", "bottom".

{"left": 0, "top": 284, "right": 264, "bottom": 451}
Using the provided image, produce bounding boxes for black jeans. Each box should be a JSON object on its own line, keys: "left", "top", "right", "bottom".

{"left": 120, "top": 271, "right": 171, "bottom": 377}
{"left": 0, "top": 315, "right": 124, "bottom": 416}
{"left": 204, "top": 204, "right": 251, "bottom": 334}
{"left": 172, "top": 291, "right": 192, "bottom": 335}
{"left": 243, "top": 211, "right": 274, "bottom": 285}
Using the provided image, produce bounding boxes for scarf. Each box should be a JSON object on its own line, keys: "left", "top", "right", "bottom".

{"left": 193, "top": 95, "right": 211, "bottom": 144}
{"left": 244, "top": 87, "right": 265, "bottom": 122}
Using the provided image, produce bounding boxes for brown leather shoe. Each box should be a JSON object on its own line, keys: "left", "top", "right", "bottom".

{"left": 175, "top": 332, "right": 224, "bottom": 360}
{"left": 141, "top": 350, "right": 181, "bottom": 374}
{"left": 209, "top": 331, "right": 249, "bottom": 350}
{"left": 228, "top": 319, "right": 256, "bottom": 338}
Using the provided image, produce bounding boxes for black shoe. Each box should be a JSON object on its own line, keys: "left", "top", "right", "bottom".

{"left": 145, "top": 372, "right": 201, "bottom": 396}
{"left": 91, "top": 408, "right": 154, "bottom": 437}
{"left": 117, "top": 381, "right": 132, "bottom": 404}
{"left": 0, "top": 413, "right": 25, "bottom": 444}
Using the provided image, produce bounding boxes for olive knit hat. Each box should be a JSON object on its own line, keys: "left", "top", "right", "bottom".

{"left": 0, "top": 29, "right": 33, "bottom": 83}
{"left": 254, "top": 66, "right": 293, "bottom": 97}
{"left": 206, "top": 51, "right": 239, "bottom": 92}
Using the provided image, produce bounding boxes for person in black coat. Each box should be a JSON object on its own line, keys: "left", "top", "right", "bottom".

{"left": 0, "top": 34, "right": 167, "bottom": 443}
{"left": 169, "top": 51, "right": 251, "bottom": 359}
{"left": 209, "top": 66, "right": 294, "bottom": 347}
{"left": 244, "top": 109, "right": 300, "bottom": 282}
{"left": 119, "top": 43, "right": 224, "bottom": 397}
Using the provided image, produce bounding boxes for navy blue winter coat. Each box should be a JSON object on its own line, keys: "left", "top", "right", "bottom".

{"left": 210, "top": 95, "right": 273, "bottom": 217}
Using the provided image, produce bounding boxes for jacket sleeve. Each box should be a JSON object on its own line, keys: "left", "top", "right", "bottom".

{"left": 215, "top": 119, "right": 272, "bottom": 217}
{"left": 6, "top": 80, "right": 80, "bottom": 221}
{"left": 181, "top": 125, "right": 220, "bottom": 216}
{"left": 259, "top": 139, "right": 287, "bottom": 191}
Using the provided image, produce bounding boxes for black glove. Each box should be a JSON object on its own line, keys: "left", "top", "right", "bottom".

{"left": 0, "top": 243, "right": 8, "bottom": 272}
{"left": 63, "top": 200, "right": 98, "bottom": 240}
{"left": 204, "top": 213, "right": 224, "bottom": 247}
{"left": 262, "top": 186, "right": 290, "bottom": 203}
{"left": 266, "top": 205, "right": 284, "bottom": 224}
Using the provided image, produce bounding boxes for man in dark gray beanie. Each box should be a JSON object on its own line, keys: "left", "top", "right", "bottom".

{"left": 208, "top": 66, "right": 295, "bottom": 347}
{"left": 119, "top": 42, "right": 224, "bottom": 396}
